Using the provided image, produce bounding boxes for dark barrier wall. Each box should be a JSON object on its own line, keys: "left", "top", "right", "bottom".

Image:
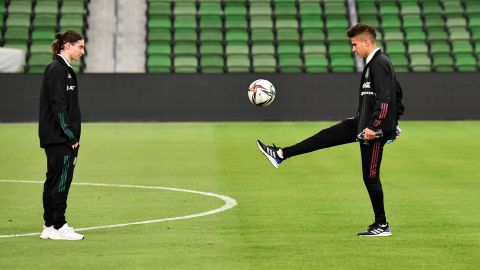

{"left": 1, "top": 73, "right": 479, "bottom": 122}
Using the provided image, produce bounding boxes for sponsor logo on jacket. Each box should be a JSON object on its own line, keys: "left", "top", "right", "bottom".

{"left": 66, "top": 85, "right": 76, "bottom": 91}
{"left": 362, "top": 82, "right": 371, "bottom": 89}
{"left": 361, "top": 91, "right": 375, "bottom": 96}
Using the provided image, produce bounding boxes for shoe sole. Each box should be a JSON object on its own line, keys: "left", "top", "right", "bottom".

{"left": 49, "top": 236, "right": 84, "bottom": 240}
{"left": 256, "top": 141, "right": 279, "bottom": 169}
{"left": 358, "top": 232, "right": 392, "bottom": 237}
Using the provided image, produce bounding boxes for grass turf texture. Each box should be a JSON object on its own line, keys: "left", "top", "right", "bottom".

{"left": 0, "top": 122, "right": 479, "bottom": 269}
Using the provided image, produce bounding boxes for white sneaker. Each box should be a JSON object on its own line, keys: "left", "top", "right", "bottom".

{"left": 50, "top": 223, "right": 84, "bottom": 240}
{"left": 40, "top": 225, "right": 54, "bottom": 239}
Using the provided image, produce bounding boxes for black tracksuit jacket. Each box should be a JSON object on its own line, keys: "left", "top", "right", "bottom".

{"left": 356, "top": 50, "right": 404, "bottom": 138}
{"left": 39, "top": 55, "right": 81, "bottom": 148}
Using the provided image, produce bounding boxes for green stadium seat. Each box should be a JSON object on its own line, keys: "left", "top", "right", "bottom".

{"left": 324, "top": 2, "right": 347, "bottom": 16}
{"left": 471, "top": 27, "right": 480, "bottom": 41}
{"left": 303, "top": 41, "right": 327, "bottom": 55}
{"left": 446, "top": 16, "right": 468, "bottom": 28}
{"left": 465, "top": 1, "right": 480, "bottom": 15}
{"left": 430, "top": 41, "right": 451, "bottom": 55}
{"left": 148, "top": 16, "right": 171, "bottom": 29}
{"left": 451, "top": 40, "right": 473, "bottom": 54}
{"left": 301, "top": 15, "right": 323, "bottom": 29}
{"left": 61, "top": 1, "right": 85, "bottom": 15}
{"left": 252, "top": 54, "right": 276, "bottom": 73}
{"left": 432, "top": 54, "right": 455, "bottom": 72}
{"left": 174, "top": 16, "right": 196, "bottom": 29}
{"left": 250, "top": 16, "right": 273, "bottom": 29}
{"left": 60, "top": 14, "right": 84, "bottom": 29}
{"left": 201, "top": 55, "right": 224, "bottom": 73}
{"left": 328, "top": 41, "right": 351, "bottom": 55}
{"left": 400, "top": 1, "right": 421, "bottom": 15}
{"left": 174, "top": 42, "right": 197, "bottom": 55}
{"left": 147, "top": 43, "right": 171, "bottom": 55}
{"left": 443, "top": 1, "right": 464, "bottom": 15}
{"left": 35, "top": 0, "right": 58, "bottom": 15}
{"left": 173, "top": 2, "right": 196, "bottom": 16}
{"left": 330, "top": 54, "right": 355, "bottom": 72}
{"left": 405, "top": 28, "right": 426, "bottom": 42}
{"left": 200, "top": 29, "right": 222, "bottom": 42}
{"left": 29, "top": 54, "right": 53, "bottom": 67}
{"left": 6, "top": 14, "right": 31, "bottom": 28}
{"left": 174, "top": 56, "right": 198, "bottom": 73}
{"left": 276, "top": 16, "right": 298, "bottom": 29}
{"left": 381, "top": 15, "right": 402, "bottom": 29}
{"left": 403, "top": 15, "right": 423, "bottom": 28}
{"left": 3, "top": 41, "right": 28, "bottom": 53}
{"left": 424, "top": 15, "right": 445, "bottom": 28}
{"left": 389, "top": 53, "right": 409, "bottom": 72}
{"left": 279, "top": 55, "right": 303, "bottom": 73}
{"left": 379, "top": 2, "right": 399, "bottom": 16}
{"left": 449, "top": 27, "right": 471, "bottom": 41}
{"left": 199, "top": 15, "right": 222, "bottom": 29}
{"left": 200, "top": 42, "right": 223, "bottom": 56}
{"left": 299, "top": 2, "right": 322, "bottom": 16}
{"left": 304, "top": 54, "right": 328, "bottom": 73}
{"left": 277, "top": 29, "right": 299, "bottom": 42}
{"left": 31, "top": 29, "right": 56, "bottom": 43}
{"left": 148, "top": 2, "right": 170, "bottom": 16}
{"left": 275, "top": 2, "right": 297, "bottom": 16}
{"left": 302, "top": 28, "right": 325, "bottom": 42}
{"left": 225, "top": 29, "right": 248, "bottom": 42}
{"left": 410, "top": 54, "right": 432, "bottom": 72}
{"left": 357, "top": 1, "right": 377, "bottom": 16}
{"left": 224, "top": 3, "right": 247, "bottom": 16}
{"left": 325, "top": 16, "right": 349, "bottom": 30}
{"left": 426, "top": 28, "right": 448, "bottom": 41}
{"left": 422, "top": 2, "right": 443, "bottom": 15}
{"left": 33, "top": 14, "right": 57, "bottom": 29}
{"left": 469, "top": 17, "right": 480, "bottom": 28}
{"left": 199, "top": 2, "right": 221, "bottom": 15}
{"left": 147, "top": 55, "right": 171, "bottom": 73}
{"left": 4, "top": 27, "right": 29, "bottom": 42}
{"left": 408, "top": 41, "right": 429, "bottom": 54}
{"left": 455, "top": 54, "right": 478, "bottom": 71}
{"left": 226, "top": 41, "right": 249, "bottom": 56}
{"left": 226, "top": 55, "right": 250, "bottom": 72}
{"left": 148, "top": 28, "right": 171, "bottom": 42}
{"left": 250, "top": 2, "right": 271, "bottom": 16}
{"left": 174, "top": 28, "right": 196, "bottom": 42}
{"left": 327, "top": 28, "right": 349, "bottom": 42}
{"left": 251, "top": 29, "right": 274, "bottom": 42}
{"left": 277, "top": 41, "right": 301, "bottom": 56}
{"left": 383, "top": 29, "right": 404, "bottom": 42}
{"left": 8, "top": 1, "right": 32, "bottom": 14}
{"left": 30, "top": 42, "right": 51, "bottom": 53}
{"left": 252, "top": 42, "right": 275, "bottom": 55}
{"left": 358, "top": 15, "right": 380, "bottom": 29}
{"left": 225, "top": 15, "right": 248, "bottom": 30}
{"left": 385, "top": 41, "right": 406, "bottom": 55}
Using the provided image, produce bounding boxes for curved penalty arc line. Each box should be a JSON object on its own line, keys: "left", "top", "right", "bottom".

{"left": 0, "top": 180, "right": 238, "bottom": 238}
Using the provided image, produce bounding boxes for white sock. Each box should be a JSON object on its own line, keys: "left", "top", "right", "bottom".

{"left": 277, "top": 149, "right": 284, "bottom": 159}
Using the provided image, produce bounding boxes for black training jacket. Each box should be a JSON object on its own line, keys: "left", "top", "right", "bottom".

{"left": 39, "top": 55, "right": 81, "bottom": 148}
{"left": 356, "top": 50, "right": 404, "bottom": 138}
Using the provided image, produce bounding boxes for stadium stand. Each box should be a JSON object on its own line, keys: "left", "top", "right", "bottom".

{"left": 0, "top": 0, "right": 88, "bottom": 73}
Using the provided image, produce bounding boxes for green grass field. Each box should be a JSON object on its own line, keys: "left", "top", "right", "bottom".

{"left": 0, "top": 122, "right": 479, "bottom": 269}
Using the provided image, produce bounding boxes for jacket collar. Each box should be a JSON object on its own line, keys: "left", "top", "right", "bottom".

{"left": 54, "top": 54, "right": 74, "bottom": 71}
{"left": 365, "top": 49, "right": 382, "bottom": 68}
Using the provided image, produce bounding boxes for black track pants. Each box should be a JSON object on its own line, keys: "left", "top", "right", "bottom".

{"left": 43, "top": 144, "right": 79, "bottom": 229}
{"left": 281, "top": 118, "right": 387, "bottom": 224}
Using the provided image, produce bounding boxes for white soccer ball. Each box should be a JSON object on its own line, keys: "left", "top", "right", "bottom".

{"left": 247, "top": 79, "right": 276, "bottom": 107}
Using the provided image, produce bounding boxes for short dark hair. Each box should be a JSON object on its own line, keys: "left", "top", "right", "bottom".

{"left": 346, "top": 23, "right": 377, "bottom": 40}
{"left": 51, "top": 30, "right": 83, "bottom": 54}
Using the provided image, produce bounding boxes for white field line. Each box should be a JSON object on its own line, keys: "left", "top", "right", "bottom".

{"left": 0, "top": 180, "right": 237, "bottom": 238}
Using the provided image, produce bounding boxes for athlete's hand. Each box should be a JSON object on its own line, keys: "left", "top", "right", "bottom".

{"left": 363, "top": 128, "right": 376, "bottom": 140}
{"left": 72, "top": 142, "right": 79, "bottom": 149}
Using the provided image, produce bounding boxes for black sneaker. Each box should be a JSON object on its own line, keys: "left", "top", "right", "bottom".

{"left": 357, "top": 223, "right": 392, "bottom": 237}
{"left": 256, "top": 140, "right": 283, "bottom": 168}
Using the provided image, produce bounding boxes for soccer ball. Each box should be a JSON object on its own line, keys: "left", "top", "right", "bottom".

{"left": 247, "top": 79, "right": 276, "bottom": 107}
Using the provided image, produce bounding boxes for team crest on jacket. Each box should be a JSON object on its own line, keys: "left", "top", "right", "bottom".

{"left": 68, "top": 73, "right": 72, "bottom": 79}
{"left": 365, "top": 68, "right": 370, "bottom": 78}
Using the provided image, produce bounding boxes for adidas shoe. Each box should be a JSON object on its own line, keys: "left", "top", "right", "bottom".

{"left": 357, "top": 223, "right": 392, "bottom": 237}
{"left": 39, "top": 225, "right": 54, "bottom": 240}
{"left": 50, "top": 223, "right": 84, "bottom": 240}
{"left": 256, "top": 140, "right": 283, "bottom": 168}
